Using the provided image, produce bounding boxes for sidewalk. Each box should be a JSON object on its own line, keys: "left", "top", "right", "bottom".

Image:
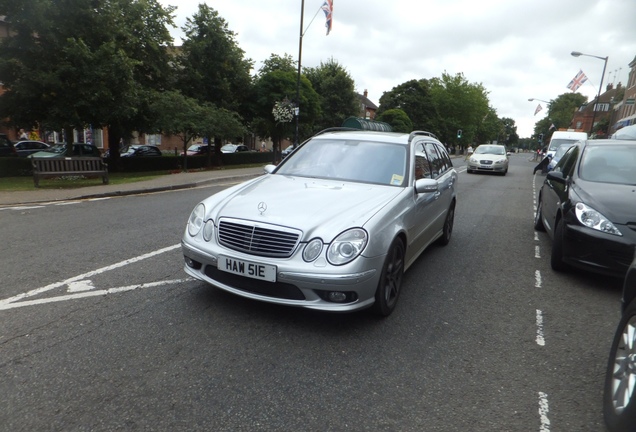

{"left": 0, "top": 166, "right": 266, "bottom": 207}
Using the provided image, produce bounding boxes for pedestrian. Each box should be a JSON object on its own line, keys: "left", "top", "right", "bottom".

{"left": 18, "top": 128, "right": 28, "bottom": 140}
{"left": 260, "top": 141, "right": 266, "bottom": 152}
{"left": 464, "top": 145, "right": 474, "bottom": 161}
{"left": 533, "top": 154, "right": 551, "bottom": 174}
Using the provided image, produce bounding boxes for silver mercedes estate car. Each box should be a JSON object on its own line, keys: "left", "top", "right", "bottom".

{"left": 181, "top": 129, "right": 458, "bottom": 316}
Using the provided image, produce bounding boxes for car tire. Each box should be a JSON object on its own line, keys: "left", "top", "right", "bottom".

{"left": 437, "top": 202, "right": 455, "bottom": 246}
{"left": 551, "top": 219, "right": 568, "bottom": 271}
{"left": 603, "top": 298, "right": 636, "bottom": 432}
{"left": 372, "top": 238, "right": 405, "bottom": 317}
{"left": 534, "top": 197, "right": 546, "bottom": 231}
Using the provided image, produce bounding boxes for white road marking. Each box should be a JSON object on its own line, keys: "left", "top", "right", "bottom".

{"left": 0, "top": 279, "right": 192, "bottom": 311}
{"left": 54, "top": 201, "right": 82, "bottom": 206}
{"left": 535, "top": 270, "right": 542, "bottom": 288}
{"left": 535, "top": 245, "right": 541, "bottom": 258}
{"left": 0, "top": 205, "right": 46, "bottom": 211}
{"left": 67, "top": 280, "right": 96, "bottom": 292}
{"left": 538, "top": 392, "right": 551, "bottom": 431}
{"left": 0, "top": 244, "right": 181, "bottom": 306}
{"left": 536, "top": 309, "right": 545, "bottom": 346}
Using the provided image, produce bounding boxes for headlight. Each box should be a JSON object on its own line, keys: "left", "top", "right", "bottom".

{"left": 327, "top": 228, "right": 368, "bottom": 265}
{"left": 303, "top": 238, "right": 323, "bottom": 262}
{"left": 495, "top": 159, "right": 506, "bottom": 164}
{"left": 202, "top": 220, "right": 215, "bottom": 242}
{"left": 469, "top": 157, "right": 478, "bottom": 163}
{"left": 574, "top": 202, "right": 622, "bottom": 236}
{"left": 187, "top": 203, "right": 205, "bottom": 237}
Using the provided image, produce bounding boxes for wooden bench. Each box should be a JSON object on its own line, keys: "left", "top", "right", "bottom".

{"left": 32, "top": 157, "right": 109, "bottom": 188}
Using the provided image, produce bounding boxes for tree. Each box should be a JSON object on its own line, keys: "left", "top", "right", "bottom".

{"left": 304, "top": 58, "right": 359, "bottom": 131}
{"left": 252, "top": 54, "right": 320, "bottom": 160}
{"left": 429, "top": 72, "right": 491, "bottom": 147}
{"left": 152, "top": 90, "right": 245, "bottom": 170}
{"left": 532, "top": 92, "right": 588, "bottom": 142}
{"left": 376, "top": 79, "right": 439, "bottom": 133}
{"left": 176, "top": 4, "right": 253, "bottom": 164}
{"left": 376, "top": 109, "right": 412, "bottom": 132}
{"left": 0, "top": 0, "right": 177, "bottom": 166}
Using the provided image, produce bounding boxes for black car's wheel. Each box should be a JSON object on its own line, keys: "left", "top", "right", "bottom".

{"left": 372, "top": 238, "right": 405, "bottom": 317}
{"left": 551, "top": 219, "right": 567, "bottom": 271}
{"left": 534, "top": 197, "right": 546, "bottom": 231}
{"left": 603, "top": 298, "right": 636, "bottom": 431}
{"left": 437, "top": 202, "right": 455, "bottom": 246}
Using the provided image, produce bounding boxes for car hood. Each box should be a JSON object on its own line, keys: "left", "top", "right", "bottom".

{"left": 572, "top": 180, "right": 636, "bottom": 225}
{"left": 473, "top": 154, "right": 507, "bottom": 161}
{"left": 204, "top": 174, "right": 403, "bottom": 240}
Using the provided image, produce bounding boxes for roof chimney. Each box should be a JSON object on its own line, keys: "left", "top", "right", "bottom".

{"left": 363, "top": 89, "right": 368, "bottom": 98}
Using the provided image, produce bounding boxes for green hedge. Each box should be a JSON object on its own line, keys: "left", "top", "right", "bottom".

{"left": 0, "top": 151, "right": 277, "bottom": 177}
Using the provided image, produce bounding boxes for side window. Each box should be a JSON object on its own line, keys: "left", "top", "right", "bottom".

{"left": 424, "top": 142, "right": 443, "bottom": 178}
{"left": 414, "top": 143, "right": 432, "bottom": 180}
{"left": 435, "top": 143, "right": 452, "bottom": 171}
{"left": 556, "top": 145, "right": 579, "bottom": 177}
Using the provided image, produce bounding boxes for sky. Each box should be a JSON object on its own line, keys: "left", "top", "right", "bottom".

{"left": 158, "top": 0, "right": 636, "bottom": 138}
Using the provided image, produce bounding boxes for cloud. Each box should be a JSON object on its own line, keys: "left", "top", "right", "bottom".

{"left": 160, "top": 0, "right": 636, "bottom": 138}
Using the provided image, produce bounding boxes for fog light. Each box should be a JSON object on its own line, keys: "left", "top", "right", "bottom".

{"left": 328, "top": 292, "right": 347, "bottom": 303}
{"left": 184, "top": 256, "right": 202, "bottom": 270}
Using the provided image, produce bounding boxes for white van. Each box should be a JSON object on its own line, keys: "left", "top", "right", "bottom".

{"left": 546, "top": 130, "right": 588, "bottom": 159}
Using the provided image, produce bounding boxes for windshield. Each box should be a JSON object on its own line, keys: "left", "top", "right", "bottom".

{"left": 474, "top": 145, "right": 505, "bottom": 155}
{"left": 579, "top": 145, "right": 636, "bottom": 185}
{"left": 548, "top": 139, "right": 582, "bottom": 152}
{"left": 552, "top": 144, "right": 575, "bottom": 160}
{"left": 276, "top": 139, "right": 408, "bottom": 186}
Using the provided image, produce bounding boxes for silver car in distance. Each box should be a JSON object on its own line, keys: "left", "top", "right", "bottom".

{"left": 181, "top": 129, "right": 458, "bottom": 316}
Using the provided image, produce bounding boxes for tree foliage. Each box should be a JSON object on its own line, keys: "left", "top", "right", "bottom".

{"left": 304, "top": 58, "right": 359, "bottom": 130}
{"left": 376, "top": 109, "right": 412, "bottom": 133}
{"left": 176, "top": 4, "right": 253, "bottom": 117}
{"left": 532, "top": 92, "right": 588, "bottom": 141}
{"left": 429, "top": 72, "right": 492, "bottom": 147}
{"left": 0, "top": 0, "right": 176, "bottom": 158}
{"left": 376, "top": 79, "right": 438, "bottom": 133}
{"left": 252, "top": 54, "right": 320, "bottom": 156}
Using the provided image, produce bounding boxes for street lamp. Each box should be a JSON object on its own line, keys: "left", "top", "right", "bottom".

{"left": 528, "top": 98, "right": 550, "bottom": 104}
{"left": 571, "top": 50, "right": 609, "bottom": 136}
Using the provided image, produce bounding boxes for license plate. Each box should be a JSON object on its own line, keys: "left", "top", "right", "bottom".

{"left": 217, "top": 255, "right": 277, "bottom": 282}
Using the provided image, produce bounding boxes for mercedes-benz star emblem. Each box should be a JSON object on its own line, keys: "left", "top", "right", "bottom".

{"left": 258, "top": 202, "right": 267, "bottom": 215}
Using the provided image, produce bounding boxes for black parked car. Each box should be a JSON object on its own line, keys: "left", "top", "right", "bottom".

{"left": 13, "top": 140, "right": 50, "bottom": 157}
{"left": 120, "top": 145, "right": 162, "bottom": 157}
{"left": 603, "top": 251, "right": 636, "bottom": 431}
{"left": 533, "top": 137, "right": 636, "bottom": 277}
{"left": 0, "top": 133, "right": 17, "bottom": 157}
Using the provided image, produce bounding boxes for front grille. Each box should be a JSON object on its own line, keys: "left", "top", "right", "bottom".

{"left": 481, "top": 160, "right": 493, "bottom": 165}
{"left": 218, "top": 218, "right": 301, "bottom": 258}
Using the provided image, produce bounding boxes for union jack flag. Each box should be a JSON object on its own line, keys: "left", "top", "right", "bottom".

{"left": 322, "top": 0, "right": 333, "bottom": 35}
{"left": 534, "top": 104, "right": 542, "bottom": 116}
{"left": 567, "top": 69, "right": 588, "bottom": 92}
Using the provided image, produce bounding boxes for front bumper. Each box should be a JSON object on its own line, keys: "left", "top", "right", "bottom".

{"left": 181, "top": 239, "right": 383, "bottom": 312}
{"left": 467, "top": 161, "right": 507, "bottom": 172}
{"left": 562, "top": 220, "right": 636, "bottom": 278}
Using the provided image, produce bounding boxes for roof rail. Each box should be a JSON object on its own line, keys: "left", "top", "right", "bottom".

{"left": 313, "top": 127, "right": 359, "bottom": 137}
{"left": 409, "top": 130, "right": 438, "bottom": 142}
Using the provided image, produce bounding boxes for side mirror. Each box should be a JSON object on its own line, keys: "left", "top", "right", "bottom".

{"left": 546, "top": 171, "right": 565, "bottom": 183}
{"left": 414, "top": 178, "right": 439, "bottom": 194}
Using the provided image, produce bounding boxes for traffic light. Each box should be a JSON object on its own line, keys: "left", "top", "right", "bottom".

{"left": 457, "top": 129, "right": 462, "bottom": 139}
{"left": 538, "top": 133, "right": 544, "bottom": 143}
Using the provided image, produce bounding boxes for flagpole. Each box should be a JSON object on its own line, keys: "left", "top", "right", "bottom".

{"left": 294, "top": 0, "right": 305, "bottom": 147}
